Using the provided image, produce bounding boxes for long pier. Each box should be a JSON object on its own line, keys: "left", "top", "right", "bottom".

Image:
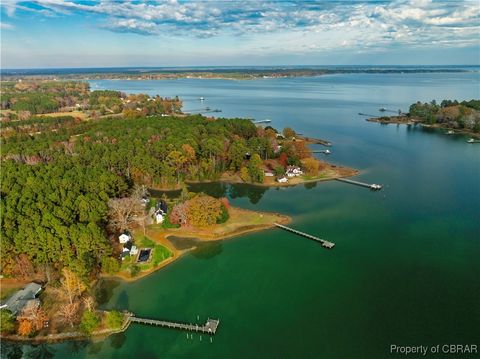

{"left": 274, "top": 223, "right": 335, "bottom": 249}
{"left": 336, "top": 178, "right": 383, "bottom": 191}
{"left": 129, "top": 316, "right": 220, "bottom": 335}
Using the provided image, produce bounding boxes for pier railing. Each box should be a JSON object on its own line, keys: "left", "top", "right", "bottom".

{"left": 274, "top": 223, "right": 335, "bottom": 249}
{"left": 129, "top": 315, "right": 220, "bottom": 335}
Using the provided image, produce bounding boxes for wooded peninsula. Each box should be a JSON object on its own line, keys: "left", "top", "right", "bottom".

{"left": 0, "top": 80, "right": 355, "bottom": 341}
{"left": 367, "top": 99, "right": 480, "bottom": 136}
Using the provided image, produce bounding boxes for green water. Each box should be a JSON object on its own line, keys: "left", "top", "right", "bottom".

{"left": 4, "top": 72, "right": 479, "bottom": 358}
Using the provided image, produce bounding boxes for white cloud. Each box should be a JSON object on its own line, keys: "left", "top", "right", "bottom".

{"left": 1, "top": 22, "right": 15, "bottom": 30}
{"left": 1, "top": 0, "right": 478, "bottom": 53}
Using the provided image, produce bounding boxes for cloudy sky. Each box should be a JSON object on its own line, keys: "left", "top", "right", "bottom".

{"left": 1, "top": 0, "right": 479, "bottom": 68}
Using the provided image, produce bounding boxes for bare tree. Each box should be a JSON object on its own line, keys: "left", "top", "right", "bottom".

{"left": 60, "top": 268, "right": 86, "bottom": 305}
{"left": 58, "top": 302, "right": 80, "bottom": 328}
{"left": 108, "top": 197, "right": 145, "bottom": 232}
{"left": 132, "top": 184, "right": 149, "bottom": 199}
{"left": 83, "top": 296, "right": 96, "bottom": 312}
{"left": 20, "top": 303, "right": 48, "bottom": 331}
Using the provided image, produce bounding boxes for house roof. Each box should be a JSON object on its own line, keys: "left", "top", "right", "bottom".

{"left": 0, "top": 282, "right": 42, "bottom": 315}
{"left": 123, "top": 241, "right": 133, "bottom": 251}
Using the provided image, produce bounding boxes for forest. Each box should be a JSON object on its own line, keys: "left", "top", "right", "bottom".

{"left": 1, "top": 109, "right": 311, "bottom": 281}
{"left": 0, "top": 80, "right": 181, "bottom": 120}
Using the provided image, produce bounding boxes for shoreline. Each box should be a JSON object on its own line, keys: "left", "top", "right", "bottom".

{"left": 106, "top": 207, "right": 291, "bottom": 283}
{"left": 366, "top": 116, "right": 480, "bottom": 138}
{"left": 148, "top": 166, "right": 359, "bottom": 192}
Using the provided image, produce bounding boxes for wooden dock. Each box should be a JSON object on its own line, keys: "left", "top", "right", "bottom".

{"left": 129, "top": 316, "right": 220, "bottom": 335}
{"left": 274, "top": 223, "right": 334, "bottom": 249}
{"left": 336, "top": 178, "right": 383, "bottom": 191}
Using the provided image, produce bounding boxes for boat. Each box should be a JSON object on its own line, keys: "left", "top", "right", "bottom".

{"left": 199, "top": 97, "right": 204, "bottom": 101}
{"left": 205, "top": 107, "right": 211, "bottom": 111}
{"left": 379, "top": 107, "right": 387, "bottom": 112}
{"left": 446, "top": 130, "right": 454, "bottom": 135}
{"left": 467, "top": 138, "right": 476, "bottom": 143}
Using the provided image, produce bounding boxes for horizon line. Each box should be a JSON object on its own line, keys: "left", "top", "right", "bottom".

{"left": 2, "top": 64, "right": 479, "bottom": 71}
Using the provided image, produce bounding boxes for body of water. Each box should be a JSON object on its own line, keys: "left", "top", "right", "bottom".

{"left": 6, "top": 72, "right": 479, "bottom": 358}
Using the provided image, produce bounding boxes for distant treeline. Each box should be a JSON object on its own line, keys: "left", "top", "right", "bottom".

{"left": 0, "top": 81, "right": 182, "bottom": 118}
{"left": 0, "top": 67, "right": 471, "bottom": 81}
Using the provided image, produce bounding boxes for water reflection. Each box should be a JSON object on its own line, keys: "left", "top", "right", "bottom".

{"left": 26, "top": 344, "right": 56, "bottom": 359}
{"left": 166, "top": 236, "right": 224, "bottom": 260}
{"left": 191, "top": 241, "right": 223, "bottom": 260}
{"left": 87, "top": 341, "right": 104, "bottom": 355}
{"left": 94, "top": 279, "right": 121, "bottom": 306}
{"left": 116, "top": 290, "right": 130, "bottom": 311}
{"left": 66, "top": 340, "right": 88, "bottom": 355}
{"left": 151, "top": 182, "right": 269, "bottom": 204}
{"left": 109, "top": 332, "right": 127, "bottom": 349}
{"left": 1, "top": 343, "right": 23, "bottom": 359}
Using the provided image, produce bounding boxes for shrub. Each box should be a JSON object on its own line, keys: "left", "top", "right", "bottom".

{"left": 80, "top": 310, "right": 100, "bottom": 335}
{"left": 106, "top": 310, "right": 124, "bottom": 329}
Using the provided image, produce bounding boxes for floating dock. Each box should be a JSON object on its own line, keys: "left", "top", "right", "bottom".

{"left": 129, "top": 315, "right": 220, "bottom": 335}
{"left": 274, "top": 223, "right": 335, "bottom": 249}
{"left": 336, "top": 178, "right": 383, "bottom": 191}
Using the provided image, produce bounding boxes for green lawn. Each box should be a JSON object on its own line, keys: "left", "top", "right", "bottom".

{"left": 120, "top": 234, "right": 173, "bottom": 276}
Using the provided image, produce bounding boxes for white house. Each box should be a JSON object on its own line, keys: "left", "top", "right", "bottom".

{"left": 286, "top": 166, "right": 303, "bottom": 177}
{"left": 277, "top": 176, "right": 288, "bottom": 183}
{"left": 155, "top": 213, "right": 164, "bottom": 224}
{"left": 119, "top": 233, "right": 131, "bottom": 244}
{"left": 264, "top": 171, "right": 274, "bottom": 177}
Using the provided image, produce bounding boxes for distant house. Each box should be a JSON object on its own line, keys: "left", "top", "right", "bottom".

{"left": 119, "top": 233, "right": 131, "bottom": 244}
{"left": 286, "top": 166, "right": 303, "bottom": 177}
{"left": 0, "top": 282, "right": 42, "bottom": 315}
{"left": 277, "top": 176, "right": 288, "bottom": 183}
{"left": 264, "top": 171, "right": 274, "bottom": 177}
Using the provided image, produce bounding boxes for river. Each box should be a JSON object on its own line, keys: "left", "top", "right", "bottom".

{"left": 6, "top": 71, "right": 479, "bottom": 358}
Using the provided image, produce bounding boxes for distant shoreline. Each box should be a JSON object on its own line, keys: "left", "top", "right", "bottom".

{"left": 1, "top": 67, "right": 474, "bottom": 82}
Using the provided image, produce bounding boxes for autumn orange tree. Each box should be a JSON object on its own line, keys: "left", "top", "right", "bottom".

{"left": 18, "top": 320, "right": 34, "bottom": 337}
{"left": 20, "top": 303, "right": 48, "bottom": 331}
{"left": 302, "top": 157, "right": 320, "bottom": 176}
{"left": 186, "top": 195, "right": 224, "bottom": 227}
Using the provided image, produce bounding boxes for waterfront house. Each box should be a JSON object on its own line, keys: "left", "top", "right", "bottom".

{"left": 286, "top": 166, "right": 303, "bottom": 177}
{"left": 277, "top": 176, "right": 288, "bottom": 183}
{"left": 0, "top": 282, "right": 42, "bottom": 315}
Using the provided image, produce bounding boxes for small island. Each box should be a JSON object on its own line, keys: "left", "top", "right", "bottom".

{"left": 366, "top": 99, "right": 480, "bottom": 138}
{"left": 0, "top": 80, "right": 356, "bottom": 343}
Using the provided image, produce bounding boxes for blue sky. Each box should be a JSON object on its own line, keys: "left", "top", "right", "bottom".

{"left": 1, "top": 0, "right": 479, "bottom": 68}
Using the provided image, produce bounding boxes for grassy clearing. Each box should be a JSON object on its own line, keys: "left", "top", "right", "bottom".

{"left": 118, "top": 234, "right": 173, "bottom": 277}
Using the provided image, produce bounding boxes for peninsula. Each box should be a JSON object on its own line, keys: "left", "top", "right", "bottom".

{"left": 0, "top": 80, "right": 356, "bottom": 342}
{"left": 366, "top": 99, "right": 480, "bottom": 137}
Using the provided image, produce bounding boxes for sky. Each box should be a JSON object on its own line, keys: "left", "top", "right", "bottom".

{"left": 0, "top": 0, "right": 479, "bottom": 68}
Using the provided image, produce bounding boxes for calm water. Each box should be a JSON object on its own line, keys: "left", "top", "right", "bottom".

{"left": 6, "top": 73, "right": 480, "bottom": 358}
